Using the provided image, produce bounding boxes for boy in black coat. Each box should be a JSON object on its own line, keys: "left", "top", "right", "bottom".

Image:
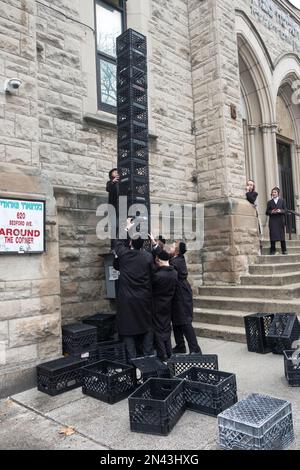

{"left": 114, "top": 222, "right": 154, "bottom": 361}
{"left": 152, "top": 250, "right": 178, "bottom": 361}
{"left": 266, "top": 187, "right": 287, "bottom": 255}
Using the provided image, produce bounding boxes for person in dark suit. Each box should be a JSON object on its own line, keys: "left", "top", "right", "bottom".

{"left": 152, "top": 250, "right": 178, "bottom": 362}
{"left": 169, "top": 241, "right": 202, "bottom": 354}
{"left": 106, "top": 168, "right": 119, "bottom": 212}
{"left": 114, "top": 220, "right": 154, "bottom": 361}
{"left": 246, "top": 180, "right": 258, "bottom": 206}
{"left": 266, "top": 187, "right": 287, "bottom": 255}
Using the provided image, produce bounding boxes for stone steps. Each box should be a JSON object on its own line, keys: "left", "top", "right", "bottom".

{"left": 193, "top": 321, "right": 246, "bottom": 343}
{"left": 194, "top": 295, "right": 300, "bottom": 314}
{"left": 261, "top": 247, "right": 300, "bottom": 255}
{"left": 198, "top": 284, "right": 300, "bottom": 300}
{"left": 257, "top": 254, "right": 300, "bottom": 264}
{"left": 194, "top": 307, "right": 246, "bottom": 327}
{"left": 241, "top": 271, "right": 300, "bottom": 286}
{"left": 249, "top": 262, "right": 300, "bottom": 275}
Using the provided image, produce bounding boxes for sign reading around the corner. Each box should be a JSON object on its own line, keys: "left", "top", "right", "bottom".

{"left": 0, "top": 197, "right": 45, "bottom": 254}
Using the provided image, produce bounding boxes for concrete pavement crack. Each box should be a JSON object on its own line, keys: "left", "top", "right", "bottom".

{"left": 10, "top": 396, "right": 112, "bottom": 450}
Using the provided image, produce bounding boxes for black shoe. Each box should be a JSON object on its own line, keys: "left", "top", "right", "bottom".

{"left": 282, "top": 251, "right": 288, "bottom": 255}
{"left": 190, "top": 349, "right": 202, "bottom": 355}
{"left": 172, "top": 346, "right": 187, "bottom": 354}
{"left": 270, "top": 251, "right": 276, "bottom": 255}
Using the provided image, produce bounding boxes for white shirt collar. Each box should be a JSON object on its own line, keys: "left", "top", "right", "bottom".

{"left": 273, "top": 197, "right": 279, "bottom": 204}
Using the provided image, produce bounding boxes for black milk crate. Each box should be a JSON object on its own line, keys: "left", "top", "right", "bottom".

{"left": 98, "top": 339, "right": 127, "bottom": 364}
{"left": 81, "top": 360, "right": 136, "bottom": 404}
{"left": 64, "top": 344, "right": 99, "bottom": 363}
{"left": 284, "top": 350, "right": 300, "bottom": 386}
{"left": 118, "top": 104, "right": 148, "bottom": 126}
{"left": 117, "top": 51, "right": 147, "bottom": 73}
{"left": 117, "top": 66, "right": 147, "bottom": 90}
{"left": 244, "top": 313, "right": 274, "bottom": 354}
{"left": 131, "top": 356, "right": 171, "bottom": 384}
{"left": 62, "top": 323, "right": 97, "bottom": 354}
{"left": 218, "top": 393, "right": 294, "bottom": 450}
{"left": 82, "top": 313, "right": 116, "bottom": 342}
{"left": 118, "top": 139, "right": 148, "bottom": 161}
{"left": 266, "top": 313, "right": 300, "bottom": 354}
{"left": 37, "top": 356, "right": 86, "bottom": 396}
{"left": 117, "top": 29, "right": 147, "bottom": 57}
{"left": 177, "top": 367, "right": 237, "bottom": 417}
{"left": 118, "top": 122, "right": 148, "bottom": 143}
{"left": 117, "top": 84, "right": 148, "bottom": 108}
{"left": 167, "top": 354, "right": 218, "bottom": 377}
{"left": 119, "top": 159, "right": 148, "bottom": 180}
{"left": 128, "top": 378, "right": 185, "bottom": 435}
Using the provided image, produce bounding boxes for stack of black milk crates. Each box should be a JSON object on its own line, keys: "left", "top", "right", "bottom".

{"left": 62, "top": 323, "right": 98, "bottom": 362}
{"left": 81, "top": 360, "right": 136, "bottom": 404}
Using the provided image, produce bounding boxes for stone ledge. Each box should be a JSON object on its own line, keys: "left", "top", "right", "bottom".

{"left": 83, "top": 112, "right": 158, "bottom": 140}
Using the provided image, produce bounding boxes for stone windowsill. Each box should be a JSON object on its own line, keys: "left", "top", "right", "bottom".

{"left": 83, "top": 112, "right": 158, "bottom": 140}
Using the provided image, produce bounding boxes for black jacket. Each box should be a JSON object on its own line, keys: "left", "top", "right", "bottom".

{"left": 170, "top": 255, "right": 193, "bottom": 326}
{"left": 152, "top": 266, "right": 178, "bottom": 334}
{"left": 266, "top": 198, "right": 286, "bottom": 241}
{"left": 106, "top": 180, "right": 119, "bottom": 210}
{"left": 114, "top": 240, "right": 153, "bottom": 336}
{"left": 246, "top": 191, "right": 258, "bottom": 205}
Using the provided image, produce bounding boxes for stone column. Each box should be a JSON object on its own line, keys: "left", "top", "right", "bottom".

{"left": 295, "top": 145, "right": 300, "bottom": 235}
{"left": 248, "top": 125, "right": 257, "bottom": 183}
{"left": 188, "top": 0, "right": 260, "bottom": 285}
{"left": 260, "top": 123, "right": 279, "bottom": 195}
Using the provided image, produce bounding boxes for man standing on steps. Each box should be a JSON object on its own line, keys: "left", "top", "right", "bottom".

{"left": 266, "top": 187, "right": 287, "bottom": 255}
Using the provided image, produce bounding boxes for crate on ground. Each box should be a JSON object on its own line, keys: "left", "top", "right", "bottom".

{"left": 37, "top": 356, "right": 87, "bottom": 396}
{"left": 98, "top": 339, "right": 127, "bottom": 363}
{"left": 244, "top": 313, "right": 274, "bottom": 354}
{"left": 167, "top": 354, "right": 218, "bottom": 377}
{"left": 266, "top": 313, "right": 300, "bottom": 354}
{"left": 81, "top": 360, "right": 136, "bottom": 404}
{"left": 62, "top": 323, "right": 97, "bottom": 354}
{"left": 128, "top": 378, "right": 185, "bottom": 435}
{"left": 64, "top": 344, "right": 99, "bottom": 363}
{"left": 283, "top": 349, "right": 300, "bottom": 387}
{"left": 218, "top": 393, "right": 294, "bottom": 450}
{"left": 177, "top": 367, "right": 237, "bottom": 416}
{"left": 131, "top": 356, "right": 171, "bottom": 383}
{"left": 82, "top": 312, "right": 116, "bottom": 342}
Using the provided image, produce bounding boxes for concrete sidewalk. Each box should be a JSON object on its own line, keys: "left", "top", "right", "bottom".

{"left": 0, "top": 338, "right": 299, "bottom": 450}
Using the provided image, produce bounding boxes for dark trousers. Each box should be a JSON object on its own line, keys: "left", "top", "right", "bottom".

{"left": 270, "top": 240, "right": 287, "bottom": 254}
{"left": 123, "top": 331, "right": 154, "bottom": 361}
{"left": 173, "top": 323, "right": 201, "bottom": 354}
{"left": 155, "top": 332, "right": 172, "bottom": 361}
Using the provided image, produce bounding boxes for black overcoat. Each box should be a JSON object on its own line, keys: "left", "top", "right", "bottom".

{"left": 114, "top": 240, "right": 153, "bottom": 336}
{"left": 152, "top": 266, "right": 178, "bottom": 334}
{"left": 106, "top": 180, "right": 119, "bottom": 210}
{"left": 266, "top": 198, "right": 287, "bottom": 241}
{"left": 170, "top": 255, "right": 193, "bottom": 326}
{"left": 246, "top": 191, "right": 258, "bottom": 205}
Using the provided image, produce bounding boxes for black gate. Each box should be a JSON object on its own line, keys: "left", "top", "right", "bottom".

{"left": 277, "top": 140, "right": 296, "bottom": 233}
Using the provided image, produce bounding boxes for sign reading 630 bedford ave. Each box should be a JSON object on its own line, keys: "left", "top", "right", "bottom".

{"left": 0, "top": 197, "right": 45, "bottom": 254}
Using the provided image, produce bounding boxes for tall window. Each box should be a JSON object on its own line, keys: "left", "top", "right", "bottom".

{"left": 95, "top": 0, "right": 126, "bottom": 112}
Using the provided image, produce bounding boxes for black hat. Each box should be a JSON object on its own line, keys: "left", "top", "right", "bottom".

{"left": 157, "top": 250, "right": 170, "bottom": 261}
{"left": 179, "top": 242, "right": 187, "bottom": 255}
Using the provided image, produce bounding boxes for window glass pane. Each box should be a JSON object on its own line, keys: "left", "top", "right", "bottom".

{"left": 100, "top": 59, "right": 117, "bottom": 106}
{"left": 96, "top": 2, "right": 122, "bottom": 57}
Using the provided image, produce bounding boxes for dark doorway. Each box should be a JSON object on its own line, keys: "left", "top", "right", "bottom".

{"left": 277, "top": 140, "right": 296, "bottom": 233}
